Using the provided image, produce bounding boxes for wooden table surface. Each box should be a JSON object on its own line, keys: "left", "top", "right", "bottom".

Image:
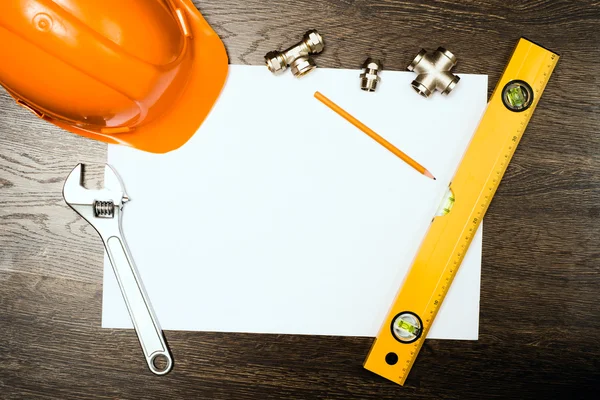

{"left": 1, "top": 1, "right": 599, "bottom": 399}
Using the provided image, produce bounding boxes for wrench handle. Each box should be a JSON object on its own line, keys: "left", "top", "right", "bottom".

{"left": 105, "top": 235, "right": 173, "bottom": 375}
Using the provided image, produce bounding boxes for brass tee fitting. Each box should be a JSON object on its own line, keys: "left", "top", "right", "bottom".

{"left": 407, "top": 47, "right": 460, "bottom": 98}
{"left": 264, "top": 30, "right": 325, "bottom": 78}
{"left": 360, "top": 58, "right": 383, "bottom": 92}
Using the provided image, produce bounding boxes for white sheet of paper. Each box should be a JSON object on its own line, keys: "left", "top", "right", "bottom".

{"left": 103, "top": 65, "right": 486, "bottom": 339}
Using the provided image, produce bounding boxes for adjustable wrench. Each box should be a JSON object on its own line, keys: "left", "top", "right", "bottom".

{"left": 63, "top": 164, "right": 172, "bottom": 375}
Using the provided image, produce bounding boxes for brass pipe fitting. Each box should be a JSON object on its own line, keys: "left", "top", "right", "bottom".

{"left": 360, "top": 58, "right": 383, "bottom": 92}
{"left": 264, "top": 30, "right": 325, "bottom": 78}
{"left": 407, "top": 47, "right": 460, "bottom": 98}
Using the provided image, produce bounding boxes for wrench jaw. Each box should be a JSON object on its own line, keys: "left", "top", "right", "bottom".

{"left": 104, "top": 164, "right": 130, "bottom": 203}
{"left": 62, "top": 164, "right": 89, "bottom": 206}
{"left": 62, "top": 163, "right": 127, "bottom": 240}
{"left": 63, "top": 163, "right": 127, "bottom": 205}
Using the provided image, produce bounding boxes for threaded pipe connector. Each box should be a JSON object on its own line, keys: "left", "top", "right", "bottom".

{"left": 360, "top": 58, "right": 383, "bottom": 92}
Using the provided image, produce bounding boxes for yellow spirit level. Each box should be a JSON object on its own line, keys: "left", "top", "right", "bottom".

{"left": 364, "top": 38, "right": 559, "bottom": 385}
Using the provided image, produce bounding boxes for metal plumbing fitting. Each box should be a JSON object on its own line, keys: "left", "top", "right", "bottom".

{"left": 360, "top": 58, "right": 383, "bottom": 92}
{"left": 265, "top": 30, "right": 325, "bottom": 78}
{"left": 407, "top": 47, "right": 460, "bottom": 97}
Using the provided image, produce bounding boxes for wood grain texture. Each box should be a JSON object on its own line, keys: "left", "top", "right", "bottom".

{"left": 1, "top": 0, "right": 599, "bottom": 398}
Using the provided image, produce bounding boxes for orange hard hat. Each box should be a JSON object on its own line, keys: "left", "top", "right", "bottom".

{"left": 0, "top": 0, "right": 228, "bottom": 153}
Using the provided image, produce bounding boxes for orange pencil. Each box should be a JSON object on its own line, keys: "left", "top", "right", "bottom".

{"left": 314, "top": 91, "right": 436, "bottom": 180}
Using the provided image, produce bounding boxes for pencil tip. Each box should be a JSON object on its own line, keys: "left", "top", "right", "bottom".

{"left": 424, "top": 170, "right": 436, "bottom": 180}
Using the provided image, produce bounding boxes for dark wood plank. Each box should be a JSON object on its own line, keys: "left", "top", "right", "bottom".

{"left": 1, "top": 0, "right": 599, "bottom": 398}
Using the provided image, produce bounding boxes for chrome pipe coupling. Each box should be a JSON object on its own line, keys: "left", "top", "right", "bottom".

{"left": 265, "top": 30, "right": 325, "bottom": 78}
{"left": 407, "top": 47, "right": 460, "bottom": 97}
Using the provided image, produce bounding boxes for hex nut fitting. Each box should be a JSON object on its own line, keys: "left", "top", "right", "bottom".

{"left": 264, "top": 30, "right": 325, "bottom": 78}
{"left": 407, "top": 47, "right": 460, "bottom": 97}
{"left": 303, "top": 30, "right": 325, "bottom": 53}
{"left": 360, "top": 58, "right": 383, "bottom": 92}
{"left": 265, "top": 51, "right": 287, "bottom": 74}
{"left": 290, "top": 56, "right": 317, "bottom": 77}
